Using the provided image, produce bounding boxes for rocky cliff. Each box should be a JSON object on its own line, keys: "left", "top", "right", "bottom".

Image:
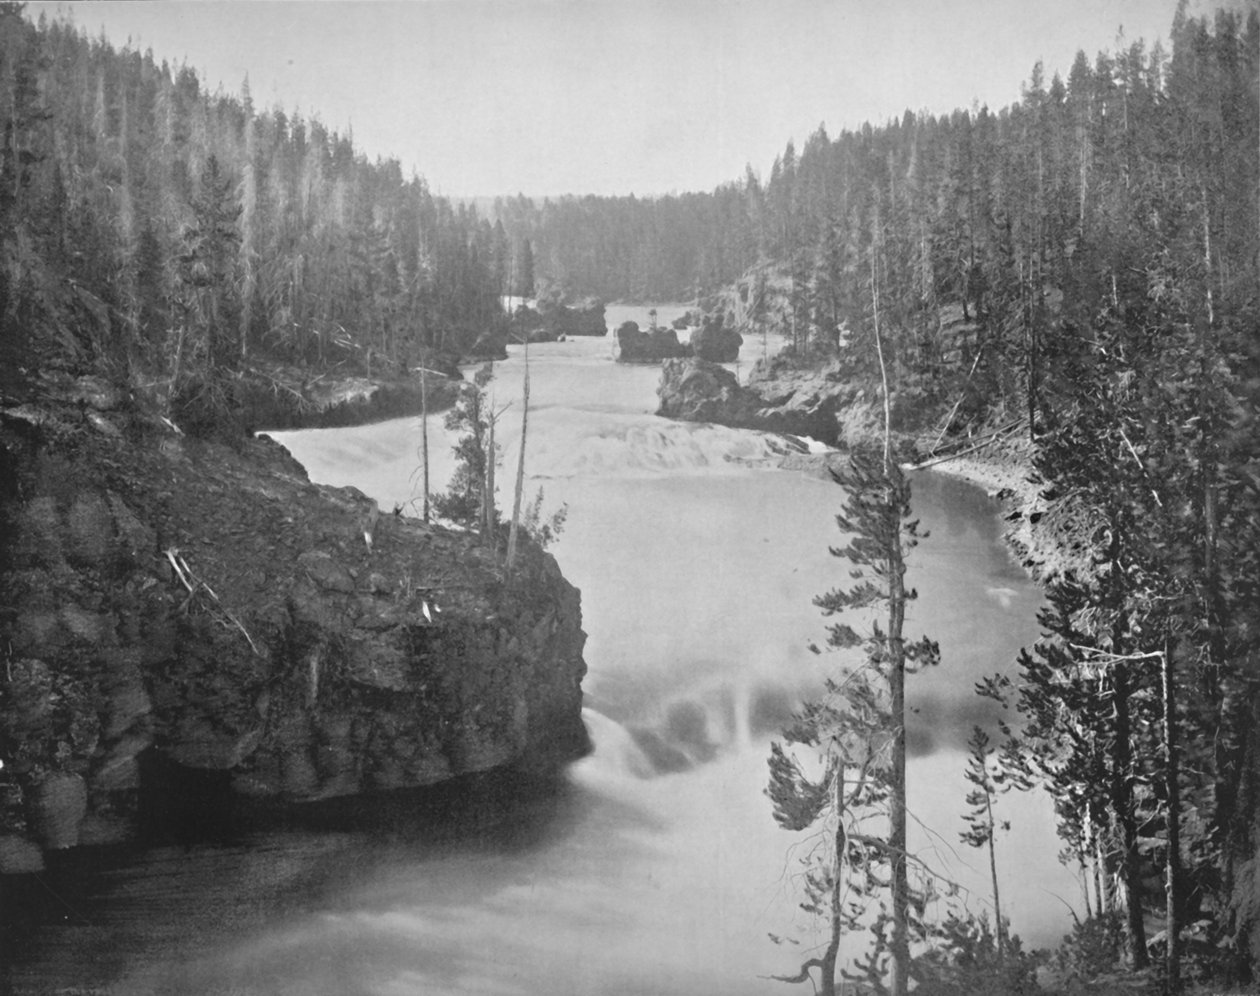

{"left": 0, "top": 377, "right": 590, "bottom": 871}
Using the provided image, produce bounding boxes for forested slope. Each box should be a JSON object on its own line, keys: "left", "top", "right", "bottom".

{"left": 0, "top": 3, "right": 534, "bottom": 430}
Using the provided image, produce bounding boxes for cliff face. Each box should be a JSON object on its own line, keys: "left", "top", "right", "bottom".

{"left": 0, "top": 378, "right": 589, "bottom": 870}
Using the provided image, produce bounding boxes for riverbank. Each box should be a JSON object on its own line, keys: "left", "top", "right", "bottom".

{"left": 656, "top": 351, "right": 1096, "bottom": 584}
{"left": 913, "top": 431, "right": 1096, "bottom": 584}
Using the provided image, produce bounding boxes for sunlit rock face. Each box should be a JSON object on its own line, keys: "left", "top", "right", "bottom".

{"left": 656, "top": 356, "right": 846, "bottom": 444}
{"left": 0, "top": 381, "right": 589, "bottom": 867}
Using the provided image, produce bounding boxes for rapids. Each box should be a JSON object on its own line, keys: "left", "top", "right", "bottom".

{"left": 11, "top": 309, "right": 1080, "bottom": 995}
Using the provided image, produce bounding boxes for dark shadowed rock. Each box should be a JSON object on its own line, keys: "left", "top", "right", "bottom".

{"left": 0, "top": 394, "right": 590, "bottom": 859}
{"left": 538, "top": 295, "right": 607, "bottom": 336}
{"left": 671, "top": 310, "right": 698, "bottom": 331}
{"left": 688, "top": 313, "right": 742, "bottom": 363}
{"left": 615, "top": 321, "right": 693, "bottom": 363}
{"left": 236, "top": 363, "right": 464, "bottom": 432}
{"left": 656, "top": 358, "right": 758, "bottom": 422}
{"left": 511, "top": 297, "right": 607, "bottom": 340}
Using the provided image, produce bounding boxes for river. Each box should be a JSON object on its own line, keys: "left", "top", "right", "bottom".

{"left": 11, "top": 308, "right": 1079, "bottom": 995}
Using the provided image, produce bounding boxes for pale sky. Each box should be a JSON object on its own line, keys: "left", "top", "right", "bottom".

{"left": 28, "top": 0, "right": 1241, "bottom": 198}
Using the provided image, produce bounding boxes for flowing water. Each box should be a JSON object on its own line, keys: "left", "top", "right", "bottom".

{"left": 10, "top": 314, "right": 1081, "bottom": 995}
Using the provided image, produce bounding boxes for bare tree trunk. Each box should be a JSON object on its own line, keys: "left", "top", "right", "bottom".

{"left": 1163, "top": 641, "right": 1182, "bottom": 994}
{"left": 420, "top": 363, "right": 430, "bottom": 522}
{"left": 818, "top": 764, "right": 844, "bottom": 996}
{"left": 871, "top": 241, "right": 909, "bottom": 996}
{"left": 887, "top": 513, "right": 910, "bottom": 996}
{"left": 483, "top": 401, "right": 496, "bottom": 548}
{"left": 871, "top": 250, "right": 892, "bottom": 468}
{"left": 1113, "top": 659, "right": 1150, "bottom": 969}
{"left": 986, "top": 788, "right": 1006, "bottom": 957}
{"left": 507, "top": 339, "right": 530, "bottom": 568}
{"left": 1078, "top": 846, "right": 1094, "bottom": 920}
{"left": 169, "top": 325, "right": 187, "bottom": 409}
{"left": 1099, "top": 830, "right": 1115, "bottom": 914}
{"left": 1086, "top": 815, "right": 1105, "bottom": 919}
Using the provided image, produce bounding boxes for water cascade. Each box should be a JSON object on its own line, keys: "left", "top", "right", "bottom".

{"left": 13, "top": 311, "right": 1079, "bottom": 995}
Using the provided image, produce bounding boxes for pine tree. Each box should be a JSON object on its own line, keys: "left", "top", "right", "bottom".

{"left": 767, "top": 450, "right": 938, "bottom": 996}
{"left": 433, "top": 363, "right": 498, "bottom": 538}
{"left": 960, "top": 725, "right": 1010, "bottom": 957}
{"left": 169, "top": 152, "right": 242, "bottom": 431}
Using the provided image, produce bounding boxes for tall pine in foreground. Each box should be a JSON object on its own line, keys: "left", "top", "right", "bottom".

{"left": 766, "top": 449, "right": 938, "bottom": 996}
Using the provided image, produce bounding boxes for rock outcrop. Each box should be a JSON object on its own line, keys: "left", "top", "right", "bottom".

{"left": 655, "top": 358, "right": 757, "bottom": 423}
{"left": 0, "top": 378, "right": 590, "bottom": 869}
{"left": 510, "top": 298, "right": 608, "bottom": 340}
{"left": 687, "top": 313, "right": 742, "bottom": 363}
{"left": 235, "top": 361, "right": 463, "bottom": 432}
{"left": 656, "top": 356, "right": 851, "bottom": 444}
{"left": 508, "top": 305, "right": 563, "bottom": 344}
{"left": 615, "top": 321, "right": 692, "bottom": 363}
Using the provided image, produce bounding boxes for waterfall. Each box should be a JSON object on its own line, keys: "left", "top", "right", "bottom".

{"left": 21, "top": 318, "right": 1078, "bottom": 996}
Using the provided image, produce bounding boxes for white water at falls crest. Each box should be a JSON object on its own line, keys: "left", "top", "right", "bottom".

{"left": 19, "top": 312, "right": 1080, "bottom": 996}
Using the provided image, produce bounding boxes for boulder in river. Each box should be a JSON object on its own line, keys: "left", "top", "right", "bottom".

{"left": 536, "top": 293, "right": 607, "bottom": 337}
{"left": 688, "top": 312, "right": 743, "bottom": 363}
{"left": 615, "top": 321, "right": 693, "bottom": 363}
{"left": 656, "top": 356, "right": 848, "bottom": 444}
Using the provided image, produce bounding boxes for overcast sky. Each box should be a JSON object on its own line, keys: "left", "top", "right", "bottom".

{"left": 28, "top": 0, "right": 1236, "bottom": 198}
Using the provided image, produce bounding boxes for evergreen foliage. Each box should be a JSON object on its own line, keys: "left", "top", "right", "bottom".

{"left": 767, "top": 450, "right": 939, "bottom": 996}
{"left": 0, "top": 6, "right": 508, "bottom": 429}
{"left": 433, "top": 363, "right": 498, "bottom": 532}
{"left": 756, "top": 8, "right": 1259, "bottom": 988}
{"left": 495, "top": 8, "right": 1257, "bottom": 437}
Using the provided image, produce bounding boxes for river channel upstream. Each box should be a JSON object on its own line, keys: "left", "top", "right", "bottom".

{"left": 11, "top": 305, "right": 1079, "bottom": 995}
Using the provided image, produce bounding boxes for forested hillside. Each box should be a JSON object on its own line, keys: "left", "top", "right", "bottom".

{"left": 495, "top": 5, "right": 1260, "bottom": 986}
{"left": 502, "top": 10, "right": 1258, "bottom": 418}
{"left": 0, "top": 3, "right": 535, "bottom": 428}
{"left": 488, "top": 186, "right": 757, "bottom": 302}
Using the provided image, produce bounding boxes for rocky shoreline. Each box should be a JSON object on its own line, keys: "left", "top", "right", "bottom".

{"left": 234, "top": 362, "right": 464, "bottom": 432}
{"left": 655, "top": 353, "right": 1090, "bottom": 583}
{"left": 913, "top": 440, "right": 1095, "bottom": 583}
{"left": 0, "top": 377, "right": 590, "bottom": 873}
